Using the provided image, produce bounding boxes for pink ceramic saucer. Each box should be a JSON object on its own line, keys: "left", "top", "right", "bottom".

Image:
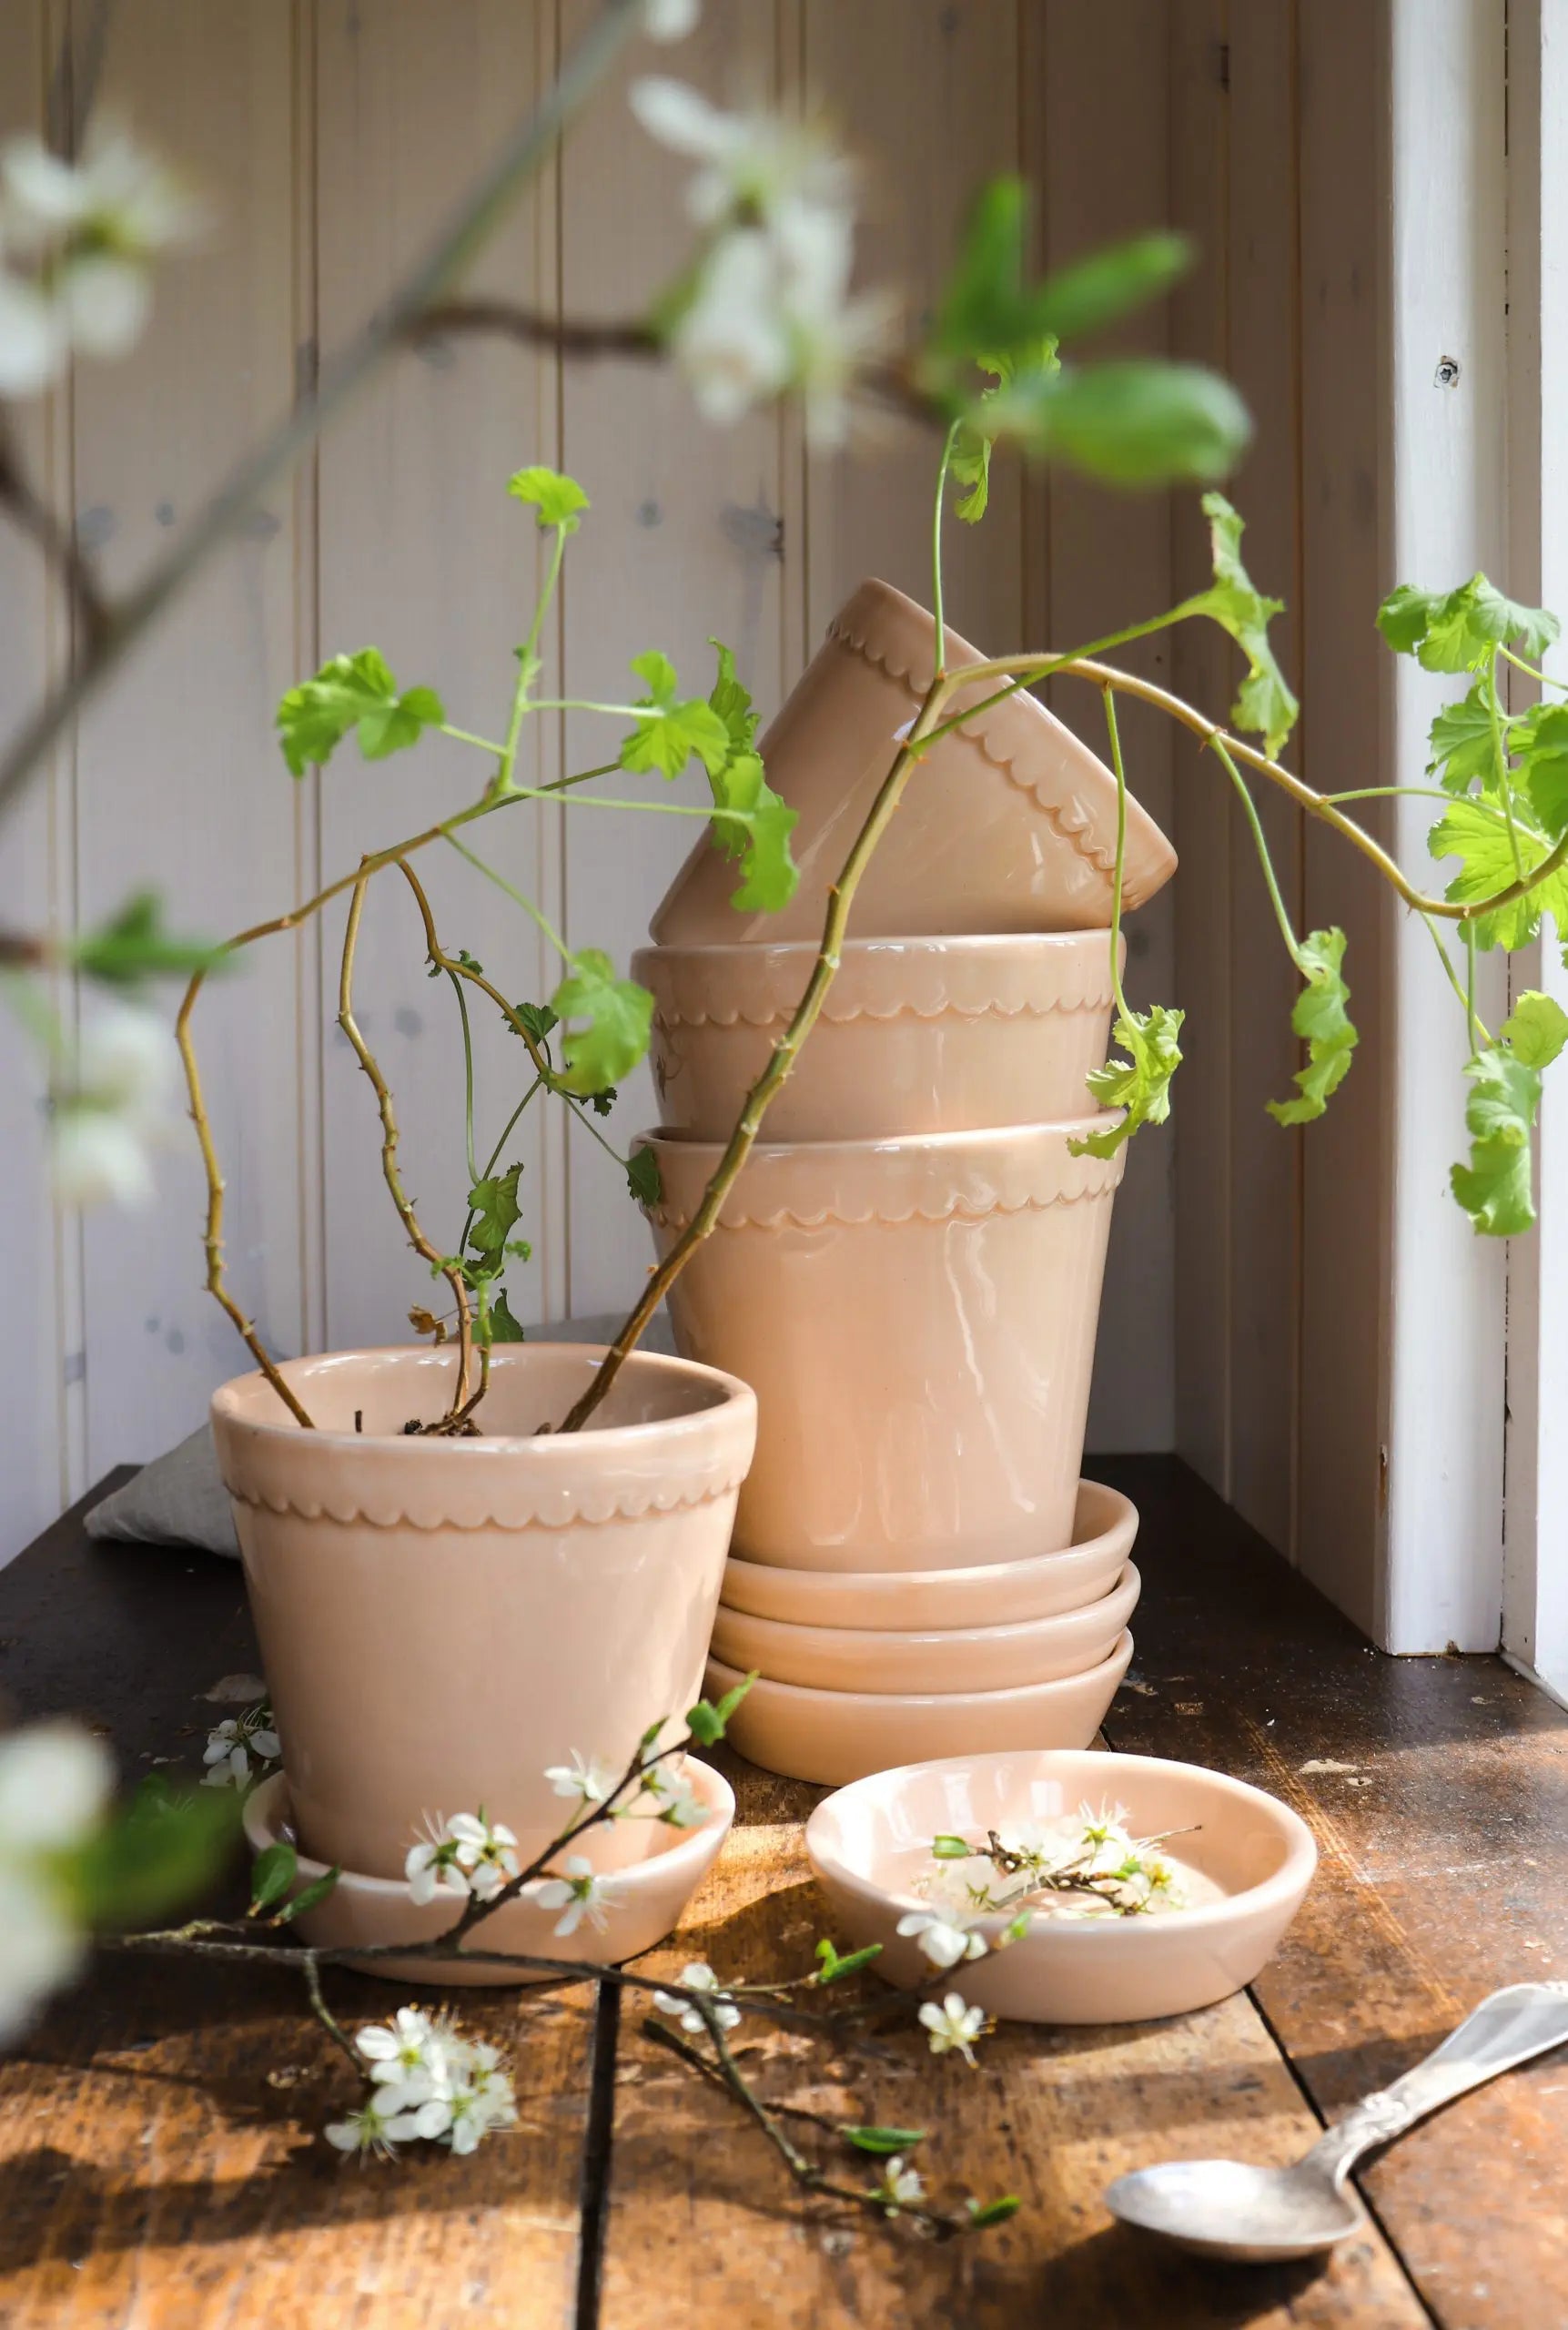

{"left": 719, "top": 1480, "right": 1139, "bottom": 1631}
{"left": 709, "top": 1562, "right": 1141, "bottom": 1694}
{"left": 805, "top": 1748, "right": 1317, "bottom": 2024}
{"left": 704, "top": 1633, "right": 1133, "bottom": 1787}
{"left": 241, "top": 1763, "right": 734, "bottom": 1986}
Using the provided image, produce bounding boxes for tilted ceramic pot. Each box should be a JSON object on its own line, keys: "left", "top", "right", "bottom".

{"left": 640, "top": 1119, "right": 1125, "bottom": 1573}
{"left": 632, "top": 933, "right": 1121, "bottom": 1142}
{"left": 649, "top": 578, "right": 1176, "bottom": 946}
{"left": 211, "top": 1344, "right": 755, "bottom": 1881}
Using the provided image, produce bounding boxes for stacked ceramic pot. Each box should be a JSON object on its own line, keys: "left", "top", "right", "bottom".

{"left": 633, "top": 581, "right": 1177, "bottom": 1787}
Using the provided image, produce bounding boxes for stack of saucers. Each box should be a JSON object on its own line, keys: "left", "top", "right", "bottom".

{"left": 634, "top": 581, "right": 1175, "bottom": 1787}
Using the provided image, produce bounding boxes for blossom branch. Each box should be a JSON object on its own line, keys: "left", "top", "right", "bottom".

{"left": 0, "top": 415, "right": 112, "bottom": 654}
{"left": 0, "top": 0, "right": 645, "bottom": 835}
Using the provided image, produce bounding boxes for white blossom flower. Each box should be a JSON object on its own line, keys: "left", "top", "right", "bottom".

{"left": 643, "top": 0, "right": 701, "bottom": 38}
{"left": 51, "top": 1001, "right": 177, "bottom": 1211}
{"left": 629, "top": 79, "right": 851, "bottom": 229}
{"left": 199, "top": 1705, "right": 280, "bottom": 1791}
{"left": 637, "top": 1761, "right": 711, "bottom": 1829}
{"left": 355, "top": 2007, "right": 446, "bottom": 2092}
{"left": 532, "top": 1853, "right": 622, "bottom": 1938}
{"left": 0, "top": 1723, "right": 112, "bottom": 2044}
{"left": 875, "top": 2154, "right": 926, "bottom": 2213}
{"left": 895, "top": 1906, "right": 988, "bottom": 1971}
{"left": 652, "top": 1960, "right": 742, "bottom": 2035}
{"left": 324, "top": 2082, "right": 439, "bottom": 2161}
{"left": 544, "top": 1751, "right": 619, "bottom": 1808}
{"left": 672, "top": 227, "right": 792, "bottom": 425}
{"left": 0, "top": 122, "right": 206, "bottom": 398}
{"left": 404, "top": 1809, "right": 518, "bottom": 1905}
{"left": 917, "top": 1991, "right": 986, "bottom": 2067}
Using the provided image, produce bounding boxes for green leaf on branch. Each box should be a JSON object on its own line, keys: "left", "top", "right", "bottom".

{"left": 620, "top": 650, "right": 731, "bottom": 781}
{"left": 275, "top": 1867, "right": 341, "bottom": 1923}
{"left": 514, "top": 999, "right": 559, "bottom": 1048}
{"left": 507, "top": 465, "right": 590, "bottom": 532}
{"left": 626, "top": 1145, "right": 663, "bottom": 1208}
{"left": 1185, "top": 493, "right": 1300, "bottom": 758}
{"left": 1450, "top": 996, "right": 1568, "bottom": 1235}
{"left": 1427, "top": 684, "right": 1510, "bottom": 794}
{"left": 934, "top": 180, "right": 1190, "bottom": 360}
{"left": 549, "top": 950, "right": 654, "bottom": 1093}
{"left": 467, "top": 1162, "right": 523, "bottom": 1257}
{"left": 931, "top": 1834, "right": 972, "bottom": 1859}
{"left": 813, "top": 1937, "right": 884, "bottom": 1983}
{"left": 701, "top": 642, "right": 799, "bottom": 912}
{"left": 686, "top": 1671, "right": 755, "bottom": 1745}
{"left": 68, "top": 1778, "right": 238, "bottom": 1930}
{"left": 249, "top": 1840, "right": 297, "bottom": 1913}
{"left": 1267, "top": 927, "right": 1359, "bottom": 1125}
{"left": 968, "top": 2196, "right": 1023, "bottom": 2230}
{"left": 1376, "top": 575, "right": 1560, "bottom": 673}
{"left": 842, "top": 2125, "right": 928, "bottom": 2156}
{"left": 276, "top": 649, "right": 445, "bottom": 775}
{"left": 1428, "top": 796, "right": 1568, "bottom": 951}
{"left": 72, "top": 893, "right": 227, "bottom": 988}
{"left": 989, "top": 360, "right": 1249, "bottom": 489}
{"left": 950, "top": 343, "right": 1059, "bottom": 524}
{"left": 477, "top": 1284, "right": 526, "bottom": 1346}
{"left": 1070, "top": 1002, "right": 1185, "bottom": 1158}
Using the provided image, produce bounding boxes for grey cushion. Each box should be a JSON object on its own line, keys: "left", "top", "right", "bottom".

{"left": 84, "top": 1312, "right": 677, "bottom": 1559}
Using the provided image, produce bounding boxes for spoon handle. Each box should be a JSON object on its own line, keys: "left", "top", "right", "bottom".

{"left": 1308, "top": 1980, "right": 1568, "bottom": 2181}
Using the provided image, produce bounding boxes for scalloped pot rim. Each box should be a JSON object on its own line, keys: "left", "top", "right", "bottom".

{"left": 631, "top": 931, "right": 1123, "bottom": 1030}
{"left": 211, "top": 1344, "right": 758, "bottom": 1532}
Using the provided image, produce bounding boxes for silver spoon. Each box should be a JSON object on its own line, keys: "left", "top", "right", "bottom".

{"left": 1105, "top": 1980, "right": 1568, "bottom": 2263}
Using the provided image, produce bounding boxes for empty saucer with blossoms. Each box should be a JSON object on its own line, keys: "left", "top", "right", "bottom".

{"left": 804, "top": 1749, "right": 1316, "bottom": 2025}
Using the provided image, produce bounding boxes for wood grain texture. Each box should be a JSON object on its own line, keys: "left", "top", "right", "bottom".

{"left": 598, "top": 1747, "right": 1422, "bottom": 2329}
{"left": 1102, "top": 1453, "right": 1568, "bottom": 2327}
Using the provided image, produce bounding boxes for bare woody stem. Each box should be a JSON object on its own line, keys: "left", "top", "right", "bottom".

{"left": 555, "top": 672, "right": 955, "bottom": 1435}
{"left": 337, "top": 871, "right": 474, "bottom": 1416}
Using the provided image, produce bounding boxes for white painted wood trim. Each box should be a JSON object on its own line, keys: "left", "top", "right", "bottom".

{"left": 1381, "top": 0, "right": 1511, "bottom": 1651}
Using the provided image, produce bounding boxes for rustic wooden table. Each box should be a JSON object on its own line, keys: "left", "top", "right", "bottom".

{"left": 2, "top": 1455, "right": 1565, "bottom": 2328}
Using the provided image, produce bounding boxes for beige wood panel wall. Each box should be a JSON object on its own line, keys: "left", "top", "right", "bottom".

{"left": 0, "top": 0, "right": 1271, "bottom": 1563}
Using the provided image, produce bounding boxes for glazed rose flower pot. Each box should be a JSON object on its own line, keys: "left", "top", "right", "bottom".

{"left": 632, "top": 933, "right": 1122, "bottom": 1141}
{"left": 210, "top": 1344, "right": 755, "bottom": 1882}
{"left": 640, "top": 1119, "right": 1125, "bottom": 1573}
{"left": 650, "top": 578, "right": 1176, "bottom": 946}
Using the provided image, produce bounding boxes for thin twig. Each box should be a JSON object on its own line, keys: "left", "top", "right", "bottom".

{"left": 338, "top": 872, "right": 474, "bottom": 1416}
{"left": 0, "top": 0, "right": 645, "bottom": 834}
{"left": 0, "top": 416, "right": 112, "bottom": 654}
{"left": 412, "top": 300, "right": 660, "bottom": 362}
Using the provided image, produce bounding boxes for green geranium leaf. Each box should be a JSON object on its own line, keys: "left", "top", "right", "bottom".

{"left": 1452, "top": 1045, "right": 1545, "bottom": 1235}
{"left": 507, "top": 465, "right": 590, "bottom": 532}
{"left": 1502, "top": 989, "right": 1568, "bottom": 1069}
{"left": 707, "top": 639, "right": 760, "bottom": 755}
{"left": 1427, "top": 684, "right": 1508, "bottom": 794}
{"left": 813, "top": 1938, "right": 883, "bottom": 1983}
{"left": 700, "top": 642, "right": 799, "bottom": 912}
{"left": 1183, "top": 493, "right": 1300, "bottom": 757}
{"left": 249, "top": 1840, "right": 297, "bottom": 1913}
{"left": 1428, "top": 796, "right": 1568, "bottom": 951}
{"left": 950, "top": 343, "right": 1059, "bottom": 524}
{"left": 620, "top": 649, "right": 732, "bottom": 782}
{"left": 1376, "top": 575, "right": 1560, "bottom": 672}
{"left": 842, "top": 2125, "right": 928, "bottom": 2157}
{"left": 626, "top": 1145, "right": 663, "bottom": 1209}
{"left": 276, "top": 648, "right": 445, "bottom": 775}
{"left": 1513, "top": 702, "right": 1568, "bottom": 838}
{"left": 1070, "top": 1002, "right": 1185, "bottom": 1158}
{"left": 467, "top": 1162, "right": 523, "bottom": 1257}
{"left": 477, "top": 1283, "right": 526, "bottom": 1346}
{"left": 1267, "top": 927, "right": 1359, "bottom": 1125}
{"left": 515, "top": 999, "right": 559, "bottom": 1048}
{"left": 685, "top": 1671, "right": 756, "bottom": 1745}
{"left": 550, "top": 950, "right": 654, "bottom": 1093}
{"left": 275, "top": 1866, "right": 341, "bottom": 1923}
{"left": 71, "top": 892, "right": 227, "bottom": 988}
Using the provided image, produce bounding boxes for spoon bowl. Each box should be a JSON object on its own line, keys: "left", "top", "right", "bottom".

{"left": 1105, "top": 2156, "right": 1365, "bottom": 2263}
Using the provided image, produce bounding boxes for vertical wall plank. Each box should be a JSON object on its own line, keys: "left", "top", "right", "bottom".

{"left": 558, "top": 1, "right": 788, "bottom": 1317}
{"left": 1168, "top": 0, "right": 1232, "bottom": 1492}
{"left": 72, "top": 0, "right": 307, "bottom": 1473}
{"left": 1044, "top": 0, "right": 1177, "bottom": 1454}
{"left": 314, "top": 0, "right": 563, "bottom": 1351}
{"left": 1295, "top": 0, "right": 1391, "bottom": 1634}
{"left": 0, "top": 0, "right": 69, "bottom": 1563}
{"left": 1222, "top": 0, "right": 1304, "bottom": 1555}
{"left": 801, "top": 0, "right": 1022, "bottom": 654}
